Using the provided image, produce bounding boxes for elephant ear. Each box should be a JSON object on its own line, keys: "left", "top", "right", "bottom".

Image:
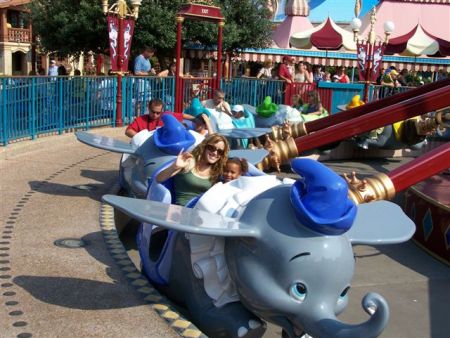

{"left": 346, "top": 200, "right": 416, "bottom": 245}
{"left": 76, "top": 131, "right": 137, "bottom": 155}
{"left": 102, "top": 195, "right": 260, "bottom": 238}
{"left": 229, "top": 149, "right": 269, "bottom": 166}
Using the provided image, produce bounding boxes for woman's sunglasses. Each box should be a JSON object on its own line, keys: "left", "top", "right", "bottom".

{"left": 205, "top": 144, "right": 225, "bottom": 156}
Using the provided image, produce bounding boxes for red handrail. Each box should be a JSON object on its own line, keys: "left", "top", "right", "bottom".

{"left": 295, "top": 82, "right": 450, "bottom": 153}
{"left": 388, "top": 142, "right": 450, "bottom": 193}
{"left": 305, "top": 78, "right": 450, "bottom": 133}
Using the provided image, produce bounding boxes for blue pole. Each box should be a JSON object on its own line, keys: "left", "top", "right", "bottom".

{"left": 30, "top": 77, "right": 36, "bottom": 139}
{"left": 1, "top": 78, "right": 7, "bottom": 145}
{"left": 85, "top": 77, "right": 90, "bottom": 129}
{"left": 58, "top": 78, "right": 63, "bottom": 134}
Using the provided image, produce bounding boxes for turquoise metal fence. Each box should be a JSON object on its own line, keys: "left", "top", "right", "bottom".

{"left": 221, "top": 77, "right": 285, "bottom": 106}
{"left": 0, "top": 75, "right": 416, "bottom": 146}
{"left": 122, "top": 76, "right": 175, "bottom": 124}
{"left": 317, "top": 82, "right": 365, "bottom": 114}
{"left": 0, "top": 76, "right": 117, "bottom": 145}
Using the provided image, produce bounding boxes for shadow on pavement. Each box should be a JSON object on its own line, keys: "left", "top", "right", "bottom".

{"left": 13, "top": 230, "right": 146, "bottom": 310}
{"left": 28, "top": 169, "right": 118, "bottom": 201}
{"left": 13, "top": 275, "right": 145, "bottom": 310}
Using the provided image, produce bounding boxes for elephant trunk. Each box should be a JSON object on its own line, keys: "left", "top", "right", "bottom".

{"left": 294, "top": 292, "right": 390, "bottom": 338}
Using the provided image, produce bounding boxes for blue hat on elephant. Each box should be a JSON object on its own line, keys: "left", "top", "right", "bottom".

{"left": 289, "top": 158, "right": 357, "bottom": 235}
{"left": 153, "top": 114, "right": 195, "bottom": 155}
{"left": 183, "top": 97, "right": 211, "bottom": 118}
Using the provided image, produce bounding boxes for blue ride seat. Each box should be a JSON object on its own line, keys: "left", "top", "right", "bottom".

{"left": 137, "top": 160, "right": 265, "bottom": 285}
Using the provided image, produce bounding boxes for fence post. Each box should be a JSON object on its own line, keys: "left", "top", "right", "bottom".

{"left": 58, "top": 78, "right": 63, "bottom": 134}
{"left": 252, "top": 80, "right": 258, "bottom": 107}
{"left": 1, "top": 78, "right": 7, "bottom": 145}
{"left": 30, "top": 77, "right": 36, "bottom": 139}
{"left": 85, "top": 77, "right": 90, "bottom": 129}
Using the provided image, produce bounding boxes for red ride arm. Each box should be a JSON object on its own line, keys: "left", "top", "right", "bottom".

{"left": 388, "top": 142, "right": 450, "bottom": 193}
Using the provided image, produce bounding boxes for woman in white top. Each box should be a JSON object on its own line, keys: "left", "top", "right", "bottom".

{"left": 256, "top": 60, "right": 273, "bottom": 79}
{"left": 294, "top": 61, "right": 313, "bottom": 83}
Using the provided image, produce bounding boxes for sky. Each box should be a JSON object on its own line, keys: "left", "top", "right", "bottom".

{"left": 274, "top": 0, "right": 381, "bottom": 23}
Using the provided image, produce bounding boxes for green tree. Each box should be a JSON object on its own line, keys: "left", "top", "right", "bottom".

{"left": 30, "top": 0, "right": 273, "bottom": 64}
{"left": 29, "top": 0, "right": 107, "bottom": 57}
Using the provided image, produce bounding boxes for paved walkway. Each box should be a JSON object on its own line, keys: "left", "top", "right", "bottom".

{"left": 1, "top": 131, "right": 449, "bottom": 338}
{"left": 0, "top": 129, "right": 176, "bottom": 338}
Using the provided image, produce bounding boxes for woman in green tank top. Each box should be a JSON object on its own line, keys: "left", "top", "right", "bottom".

{"left": 156, "top": 134, "right": 230, "bottom": 206}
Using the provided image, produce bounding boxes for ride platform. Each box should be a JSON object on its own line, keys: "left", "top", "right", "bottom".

{"left": 1, "top": 130, "right": 449, "bottom": 338}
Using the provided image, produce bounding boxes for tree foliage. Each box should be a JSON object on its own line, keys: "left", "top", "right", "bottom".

{"left": 30, "top": 0, "right": 273, "bottom": 59}
{"left": 29, "top": 0, "right": 107, "bottom": 57}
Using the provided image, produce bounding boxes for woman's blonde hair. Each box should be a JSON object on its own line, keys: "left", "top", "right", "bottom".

{"left": 263, "top": 60, "right": 273, "bottom": 67}
{"left": 191, "top": 134, "right": 230, "bottom": 183}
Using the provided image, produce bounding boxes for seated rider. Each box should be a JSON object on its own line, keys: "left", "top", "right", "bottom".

{"left": 302, "top": 90, "right": 325, "bottom": 116}
{"left": 223, "top": 158, "right": 248, "bottom": 183}
{"left": 156, "top": 134, "right": 230, "bottom": 206}
{"left": 125, "top": 98, "right": 183, "bottom": 138}
{"left": 202, "top": 90, "right": 232, "bottom": 117}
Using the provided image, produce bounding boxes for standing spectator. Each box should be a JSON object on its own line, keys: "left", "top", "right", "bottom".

{"left": 294, "top": 62, "right": 313, "bottom": 83}
{"left": 336, "top": 66, "right": 350, "bottom": 83}
{"left": 312, "top": 65, "right": 324, "bottom": 83}
{"left": 58, "top": 65, "right": 67, "bottom": 76}
{"left": 48, "top": 60, "right": 58, "bottom": 76}
{"left": 278, "top": 56, "right": 294, "bottom": 84}
{"left": 376, "top": 68, "right": 386, "bottom": 85}
{"left": 157, "top": 62, "right": 176, "bottom": 77}
{"left": 381, "top": 69, "right": 399, "bottom": 87}
{"left": 134, "top": 46, "right": 156, "bottom": 115}
{"left": 256, "top": 60, "right": 273, "bottom": 79}
{"left": 134, "top": 46, "right": 156, "bottom": 76}
{"left": 397, "top": 69, "right": 409, "bottom": 86}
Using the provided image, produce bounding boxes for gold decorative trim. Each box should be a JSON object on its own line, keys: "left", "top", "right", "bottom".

{"left": 258, "top": 137, "right": 299, "bottom": 172}
{"left": 346, "top": 172, "right": 396, "bottom": 204}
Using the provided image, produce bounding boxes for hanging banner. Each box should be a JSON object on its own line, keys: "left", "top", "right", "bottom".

{"left": 356, "top": 41, "right": 369, "bottom": 81}
{"left": 356, "top": 41, "right": 386, "bottom": 82}
{"left": 121, "top": 18, "right": 135, "bottom": 71}
{"left": 371, "top": 42, "right": 386, "bottom": 82}
{"left": 107, "top": 15, "right": 119, "bottom": 72}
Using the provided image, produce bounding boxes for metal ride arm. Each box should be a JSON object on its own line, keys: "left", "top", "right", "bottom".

{"left": 258, "top": 80, "right": 450, "bottom": 170}
{"left": 346, "top": 142, "right": 450, "bottom": 204}
{"left": 305, "top": 78, "right": 450, "bottom": 134}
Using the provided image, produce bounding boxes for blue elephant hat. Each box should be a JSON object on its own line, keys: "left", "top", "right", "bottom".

{"left": 183, "top": 97, "right": 211, "bottom": 118}
{"left": 289, "top": 158, "right": 357, "bottom": 235}
{"left": 153, "top": 114, "right": 195, "bottom": 155}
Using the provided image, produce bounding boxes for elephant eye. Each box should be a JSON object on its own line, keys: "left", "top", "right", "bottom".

{"left": 340, "top": 286, "right": 350, "bottom": 299}
{"left": 290, "top": 283, "right": 307, "bottom": 302}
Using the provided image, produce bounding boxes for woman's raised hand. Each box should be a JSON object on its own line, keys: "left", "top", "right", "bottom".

{"left": 174, "top": 149, "right": 193, "bottom": 170}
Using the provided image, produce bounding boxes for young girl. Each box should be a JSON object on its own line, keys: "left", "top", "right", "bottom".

{"left": 303, "top": 90, "right": 324, "bottom": 116}
{"left": 223, "top": 158, "right": 249, "bottom": 183}
{"left": 156, "top": 134, "right": 229, "bottom": 206}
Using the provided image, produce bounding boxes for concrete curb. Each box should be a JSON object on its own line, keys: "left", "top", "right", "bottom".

{"left": 99, "top": 184, "right": 207, "bottom": 338}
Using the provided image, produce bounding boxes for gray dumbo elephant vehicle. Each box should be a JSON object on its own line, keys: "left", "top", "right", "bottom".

{"left": 103, "top": 158, "right": 415, "bottom": 338}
